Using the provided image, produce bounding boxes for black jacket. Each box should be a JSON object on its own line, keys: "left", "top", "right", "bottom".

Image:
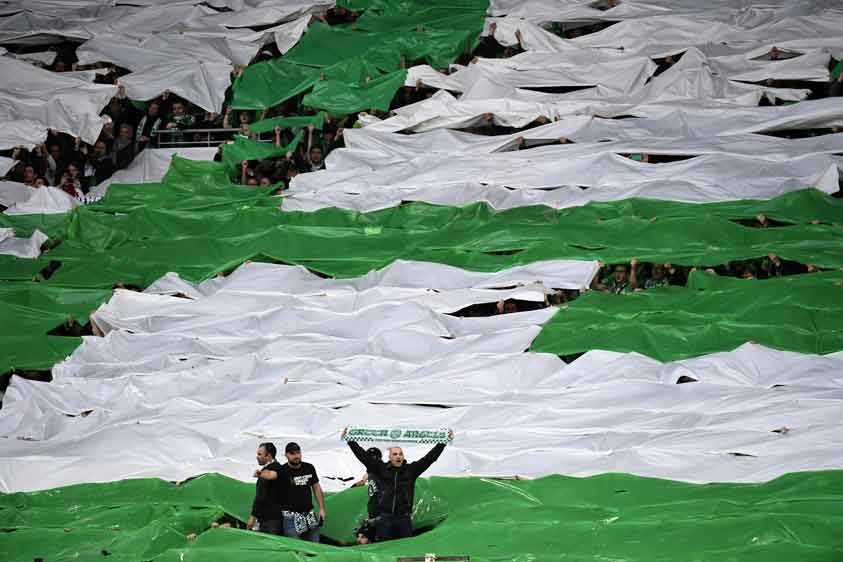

{"left": 348, "top": 441, "right": 445, "bottom": 517}
{"left": 251, "top": 460, "right": 284, "bottom": 520}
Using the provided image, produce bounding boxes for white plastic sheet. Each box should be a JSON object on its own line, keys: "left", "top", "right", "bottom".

{"left": 3, "top": 186, "right": 80, "bottom": 215}
{"left": 0, "top": 180, "right": 36, "bottom": 208}
{"left": 0, "top": 157, "right": 18, "bottom": 178}
{"left": 287, "top": 147, "right": 838, "bottom": 212}
{"left": 0, "top": 228, "right": 47, "bottom": 258}
{"left": 119, "top": 61, "right": 233, "bottom": 113}
{"left": 0, "top": 57, "right": 116, "bottom": 145}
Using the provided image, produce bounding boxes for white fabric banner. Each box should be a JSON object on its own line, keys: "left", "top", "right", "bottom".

{"left": 0, "top": 228, "right": 47, "bottom": 258}
{"left": 0, "top": 180, "right": 36, "bottom": 208}
{"left": 0, "top": 57, "right": 116, "bottom": 145}
{"left": 4, "top": 186, "right": 80, "bottom": 215}
{"left": 287, "top": 147, "right": 838, "bottom": 212}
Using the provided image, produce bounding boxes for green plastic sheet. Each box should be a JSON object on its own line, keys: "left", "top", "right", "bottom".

{"left": 2, "top": 471, "right": 842, "bottom": 562}
{"left": 221, "top": 133, "right": 303, "bottom": 175}
{"left": 231, "top": 60, "right": 321, "bottom": 110}
{"left": 0, "top": 285, "right": 111, "bottom": 372}
{"left": 531, "top": 269, "right": 843, "bottom": 362}
{"left": 232, "top": 1, "right": 486, "bottom": 112}
{"left": 303, "top": 70, "right": 408, "bottom": 113}
{"left": 249, "top": 113, "right": 324, "bottom": 135}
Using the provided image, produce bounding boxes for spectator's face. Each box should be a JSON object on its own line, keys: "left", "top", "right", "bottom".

{"left": 504, "top": 301, "right": 517, "bottom": 314}
{"left": 256, "top": 446, "right": 272, "bottom": 465}
{"left": 148, "top": 103, "right": 159, "bottom": 117}
{"left": 173, "top": 103, "right": 185, "bottom": 117}
{"left": 287, "top": 168, "right": 298, "bottom": 179}
{"left": 388, "top": 447, "right": 405, "bottom": 467}
{"left": 259, "top": 177, "right": 271, "bottom": 187}
{"left": 103, "top": 122, "right": 114, "bottom": 136}
{"left": 34, "top": 178, "right": 46, "bottom": 187}
{"left": 23, "top": 166, "right": 35, "bottom": 183}
{"left": 310, "top": 147, "right": 323, "bottom": 164}
{"left": 652, "top": 265, "right": 665, "bottom": 279}
{"left": 246, "top": 177, "right": 258, "bottom": 186}
{"left": 68, "top": 163, "right": 79, "bottom": 177}
{"left": 49, "top": 145, "right": 61, "bottom": 160}
{"left": 119, "top": 125, "right": 132, "bottom": 140}
{"left": 614, "top": 266, "right": 628, "bottom": 283}
{"left": 356, "top": 533, "right": 370, "bottom": 545}
{"left": 285, "top": 450, "right": 302, "bottom": 466}
{"left": 239, "top": 112, "right": 251, "bottom": 125}
{"left": 94, "top": 141, "right": 108, "bottom": 157}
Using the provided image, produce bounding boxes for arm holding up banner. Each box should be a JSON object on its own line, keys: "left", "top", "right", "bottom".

{"left": 410, "top": 430, "right": 453, "bottom": 477}
{"left": 346, "top": 429, "right": 379, "bottom": 472}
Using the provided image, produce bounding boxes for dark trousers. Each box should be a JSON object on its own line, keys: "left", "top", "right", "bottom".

{"left": 375, "top": 514, "right": 412, "bottom": 541}
{"left": 259, "top": 519, "right": 282, "bottom": 535}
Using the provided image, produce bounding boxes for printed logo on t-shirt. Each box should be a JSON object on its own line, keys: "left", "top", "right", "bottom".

{"left": 292, "top": 474, "right": 312, "bottom": 486}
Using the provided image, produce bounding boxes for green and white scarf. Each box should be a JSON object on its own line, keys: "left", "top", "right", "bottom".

{"left": 343, "top": 426, "right": 453, "bottom": 444}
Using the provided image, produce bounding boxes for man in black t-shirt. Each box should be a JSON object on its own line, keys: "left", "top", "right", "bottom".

{"left": 280, "top": 442, "right": 326, "bottom": 542}
{"left": 247, "top": 442, "right": 284, "bottom": 535}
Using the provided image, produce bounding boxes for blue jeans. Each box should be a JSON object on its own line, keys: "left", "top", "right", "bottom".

{"left": 282, "top": 514, "right": 320, "bottom": 543}
{"left": 375, "top": 514, "right": 412, "bottom": 541}
{"left": 258, "top": 519, "right": 282, "bottom": 535}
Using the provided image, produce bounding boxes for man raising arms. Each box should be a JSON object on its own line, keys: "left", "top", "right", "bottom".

{"left": 344, "top": 428, "right": 452, "bottom": 541}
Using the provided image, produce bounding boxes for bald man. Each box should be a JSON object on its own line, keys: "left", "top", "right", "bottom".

{"left": 345, "top": 429, "right": 452, "bottom": 541}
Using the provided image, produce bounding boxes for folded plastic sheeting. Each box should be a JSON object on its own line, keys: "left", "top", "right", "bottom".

{"left": 3, "top": 471, "right": 842, "bottom": 561}
{"left": 0, "top": 57, "right": 116, "bottom": 146}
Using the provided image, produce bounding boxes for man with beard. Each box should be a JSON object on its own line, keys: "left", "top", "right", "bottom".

{"left": 345, "top": 430, "right": 453, "bottom": 541}
{"left": 280, "top": 442, "right": 326, "bottom": 542}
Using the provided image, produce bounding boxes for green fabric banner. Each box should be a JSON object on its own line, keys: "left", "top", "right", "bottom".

{"left": 231, "top": 60, "right": 320, "bottom": 110}
{"left": 232, "top": 1, "right": 485, "bottom": 111}
{"left": 284, "top": 22, "right": 480, "bottom": 71}
{"left": 303, "top": 69, "right": 408, "bottom": 113}
{"left": 2, "top": 471, "right": 842, "bottom": 561}
{"left": 531, "top": 269, "right": 843, "bottom": 362}
{"left": 220, "top": 133, "right": 303, "bottom": 175}
{"left": 249, "top": 113, "right": 324, "bottom": 135}
{"left": 0, "top": 285, "right": 111, "bottom": 372}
